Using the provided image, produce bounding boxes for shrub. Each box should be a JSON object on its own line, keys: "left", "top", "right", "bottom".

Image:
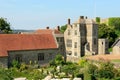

{"left": 0, "top": 68, "right": 13, "bottom": 80}
{"left": 11, "top": 60, "right": 20, "bottom": 69}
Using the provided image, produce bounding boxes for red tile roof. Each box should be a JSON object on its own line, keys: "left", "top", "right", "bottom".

{"left": 54, "top": 29, "right": 62, "bottom": 34}
{"left": 0, "top": 34, "right": 57, "bottom": 57}
{"left": 35, "top": 29, "right": 53, "bottom": 34}
{"left": 34, "top": 29, "right": 62, "bottom": 34}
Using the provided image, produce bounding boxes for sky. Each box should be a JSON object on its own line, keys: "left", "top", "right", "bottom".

{"left": 0, "top": 0, "right": 120, "bottom": 30}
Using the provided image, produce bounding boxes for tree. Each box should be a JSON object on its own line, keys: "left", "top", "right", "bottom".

{"left": 108, "top": 17, "right": 120, "bottom": 30}
{"left": 96, "top": 17, "right": 100, "bottom": 24}
{"left": 98, "top": 23, "right": 118, "bottom": 47}
{"left": 97, "top": 61, "right": 115, "bottom": 79}
{"left": 60, "top": 25, "right": 67, "bottom": 33}
{"left": 0, "top": 17, "right": 12, "bottom": 33}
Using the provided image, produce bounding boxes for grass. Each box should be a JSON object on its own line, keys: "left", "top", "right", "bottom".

{"left": 111, "top": 59, "right": 120, "bottom": 62}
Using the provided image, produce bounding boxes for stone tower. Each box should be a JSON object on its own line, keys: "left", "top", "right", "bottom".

{"left": 98, "top": 39, "right": 109, "bottom": 54}
{"left": 64, "top": 16, "right": 98, "bottom": 62}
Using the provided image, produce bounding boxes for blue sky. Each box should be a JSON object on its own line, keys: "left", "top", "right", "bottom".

{"left": 0, "top": 0, "right": 120, "bottom": 30}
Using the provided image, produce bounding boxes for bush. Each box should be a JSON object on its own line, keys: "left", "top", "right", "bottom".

{"left": 97, "top": 61, "right": 116, "bottom": 79}
{"left": 78, "top": 59, "right": 88, "bottom": 67}
{"left": 11, "top": 60, "right": 21, "bottom": 69}
{"left": 0, "top": 68, "right": 13, "bottom": 80}
{"left": 49, "top": 54, "right": 65, "bottom": 66}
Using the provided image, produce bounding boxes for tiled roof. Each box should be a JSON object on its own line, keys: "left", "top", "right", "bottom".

{"left": 34, "top": 29, "right": 53, "bottom": 34}
{"left": 54, "top": 29, "right": 62, "bottom": 34}
{"left": 112, "top": 38, "right": 120, "bottom": 47}
{"left": 0, "top": 34, "right": 57, "bottom": 57}
{"left": 34, "top": 29, "right": 62, "bottom": 34}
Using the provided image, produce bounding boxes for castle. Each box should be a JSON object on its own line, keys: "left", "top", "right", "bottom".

{"left": 64, "top": 16, "right": 98, "bottom": 62}
{"left": 0, "top": 16, "right": 109, "bottom": 67}
{"left": 64, "top": 16, "right": 109, "bottom": 62}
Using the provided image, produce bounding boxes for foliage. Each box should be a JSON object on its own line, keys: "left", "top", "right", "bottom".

{"left": 108, "top": 17, "right": 120, "bottom": 30}
{"left": 78, "top": 59, "right": 88, "bottom": 67}
{"left": 7, "top": 67, "right": 46, "bottom": 79}
{"left": 98, "top": 23, "right": 118, "bottom": 47}
{"left": 1, "top": 58, "right": 120, "bottom": 79}
{"left": 0, "top": 68, "right": 13, "bottom": 80}
{"left": 115, "top": 30, "right": 120, "bottom": 37}
{"left": 60, "top": 25, "right": 67, "bottom": 33}
{"left": 11, "top": 60, "right": 21, "bottom": 69}
{"left": 97, "top": 61, "right": 115, "bottom": 79}
{"left": 19, "top": 63, "right": 28, "bottom": 71}
{"left": 0, "top": 17, "right": 12, "bottom": 33}
{"left": 26, "top": 69, "right": 46, "bottom": 80}
{"left": 108, "top": 48, "right": 112, "bottom": 52}
{"left": 50, "top": 54, "right": 65, "bottom": 66}
{"left": 61, "top": 63, "right": 78, "bottom": 77}
{"left": 96, "top": 17, "right": 100, "bottom": 23}
{"left": 86, "top": 63, "right": 98, "bottom": 76}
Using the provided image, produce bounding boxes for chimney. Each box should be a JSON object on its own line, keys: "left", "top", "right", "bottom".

{"left": 80, "top": 16, "right": 84, "bottom": 19}
{"left": 57, "top": 26, "right": 60, "bottom": 31}
{"left": 46, "top": 26, "right": 49, "bottom": 29}
{"left": 68, "top": 18, "right": 70, "bottom": 25}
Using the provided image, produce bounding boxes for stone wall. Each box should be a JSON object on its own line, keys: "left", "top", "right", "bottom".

{"left": 98, "top": 39, "right": 109, "bottom": 54}
{"left": 64, "top": 17, "right": 98, "bottom": 62}
{"left": 8, "top": 49, "right": 58, "bottom": 67}
{"left": 0, "top": 57, "right": 8, "bottom": 68}
{"left": 55, "top": 34, "right": 65, "bottom": 56}
{"left": 112, "top": 46, "right": 120, "bottom": 55}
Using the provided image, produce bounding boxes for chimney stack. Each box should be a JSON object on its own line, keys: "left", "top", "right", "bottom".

{"left": 57, "top": 26, "right": 60, "bottom": 31}
{"left": 68, "top": 18, "right": 70, "bottom": 25}
{"left": 46, "top": 26, "right": 49, "bottom": 29}
{"left": 80, "top": 16, "right": 84, "bottom": 19}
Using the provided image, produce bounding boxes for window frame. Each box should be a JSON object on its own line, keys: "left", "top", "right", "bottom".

{"left": 38, "top": 53, "right": 44, "bottom": 61}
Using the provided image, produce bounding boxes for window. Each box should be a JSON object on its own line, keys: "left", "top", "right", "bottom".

{"left": 60, "top": 45, "right": 63, "bottom": 50}
{"left": 74, "top": 52, "right": 77, "bottom": 56}
{"left": 74, "top": 30, "right": 77, "bottom": 35}
{"left": 67, "top": 39, "right": 72, "bottom": 47}
{"left": 74, "top": 42, "right": 77, "bottom": 48}
{"left": 15, "top": 54, "right": 22, "bottom": 63}
{"left": 56, "top": 37, "right": 59, "bottom": 42}
{"left": 68, "top": 30, "right": 70, "bottom": 35}
{"left": 60, "top": 37, "right": 64, "bottom": 42}
{"left": 38, "top": 53, "right": 44, "bottom": 61}
{"left": 102, "top": 42, "right": 103, "bottom": 45}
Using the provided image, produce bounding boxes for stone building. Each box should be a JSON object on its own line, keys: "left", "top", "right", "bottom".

{"left": 0, "top": 34, "right": 58, "bottom": 67}
{"left": 34, "top": 26, "right": 65, "bottom": 56}
{"left": 64, "top": 16, "right": 98, "bottom": 62}
{"left": 98, "top": 39, "right": 109, "bottom": 54}
{"left": 112, "top": 38, "right": 120, "bottom": 55}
